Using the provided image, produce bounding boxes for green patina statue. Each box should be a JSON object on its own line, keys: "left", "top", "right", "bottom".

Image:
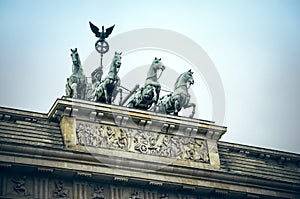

{"left": 64, "top": 22, "right": 196, "bottom": 117}
{"left": 86, "top": 66, "right": 103, "bottom": 101}
{"left": 127, "top": 57, "right": 165, "bottom": 110}
{"left": 89, "top": 21, "right": 115, "bottom": 43}
{"left": 65, "top": 48, "right": 87, "bottom": 99}
{"left": 92, "top": 52, "right": 122, "bottom": 104}
{"left": 154, "top": 69, "right": 196, "bottom": 118}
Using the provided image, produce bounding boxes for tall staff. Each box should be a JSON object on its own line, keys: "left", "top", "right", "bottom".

{"left": 89, "top": 21, "right": 115, "bottom": 66}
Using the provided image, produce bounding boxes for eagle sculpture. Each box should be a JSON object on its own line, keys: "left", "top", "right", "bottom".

{"left": 89, "top": 21, "right": 115, "bottom": 42}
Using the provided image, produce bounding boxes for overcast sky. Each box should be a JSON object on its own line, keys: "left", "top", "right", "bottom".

{"left": 0, "top": 0, "right": 299, "bottom": 153}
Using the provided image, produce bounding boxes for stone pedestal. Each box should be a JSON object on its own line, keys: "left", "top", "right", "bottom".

{"left": 50, "top": 97, "right": 227, "bottom": 170}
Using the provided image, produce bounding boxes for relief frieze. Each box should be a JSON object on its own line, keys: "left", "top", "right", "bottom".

{"left": 11, "top": 176, "right": 30, "bottom": 196}
{"left": 76, "top": 122, "right": 209, "bottom": 163}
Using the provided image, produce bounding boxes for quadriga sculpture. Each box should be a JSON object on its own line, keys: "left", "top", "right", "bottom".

{"left": 65, "top": 48, "right": 87, "bottom": 99}
{"left": 154, "top": 69, "right": 196, "bottom": 118}
{"left": 92, "top": 52, "right": 122, "bottom": 104}
{"left": 127, "top": 57, "right": 165, "bottom": 110}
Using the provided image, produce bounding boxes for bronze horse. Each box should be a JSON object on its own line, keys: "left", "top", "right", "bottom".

{"left": 127, "top": 57, "right": 165, "bottom": 110}
{"left": 65, "top": 48, "right": 87, "bottom": 99}
{"left": 93, "top": 52, "right": 122, "bottom": 104}
{"left": 154, "top": 69, "right": 196, "bottom": 118}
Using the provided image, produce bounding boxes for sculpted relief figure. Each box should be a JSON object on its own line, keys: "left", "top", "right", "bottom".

{"left": 127, "top": 57, "right": 165, "bottom": 110}
{"left": 182, "top": 140, "right": 209, "bottom": 162}
{"left": 76, "top": 122, "right": 209, "bottom": 163}
{"left": 53, "top": 180, "right": 70, "bottom": 199}
{"left": 91, "top": 184, "right": 105, "bottom": 199}
{"left": 154, "top": 69, "right": 196, "bottom": 118}
{"left": 11, "top": 176, "right": 29, "bottom": 196}
{"left": 65, "top": 48, "right": 87, "bottom": 99}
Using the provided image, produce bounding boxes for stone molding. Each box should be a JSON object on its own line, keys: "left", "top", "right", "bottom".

{"left": 52, "top": 98, "right": 226, "bottom": 169}
{"left": 76, "top": 122, "right": 210, "bottom": 163}
{"left": 1, "top": 98, "right": 299, "bottom": 198}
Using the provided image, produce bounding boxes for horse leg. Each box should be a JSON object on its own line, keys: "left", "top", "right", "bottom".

{"left": 118, "top": 88, "right": 123, "bottom": 105}
{"left": 151, "top": 87, "right": 158, "bottom": 103}
{"left": 111, "top": 87, "right": 120, "bottom": 104}
{"left": 79, "top": 81, "right": 87, "bottom": 100}
{"left": 103, "top": 82, "right": 110, "bottom": 103}
{"left": 127, "top": 101, "right": 134, "bottom": 108}
{"left": 93, "top": 93, "right": 98, "bottom": 101}
{"left": 77, "top": 84, "right": 83, "bottom": 99}
{"left": 93, "top": 84, "right": 103, "bottom": 102}
{"left": 152, "top": 102, "right": 161, "bottom": 112}
{"left": 183, "top": 103, "right": 196, "bottom": 118}
{"left": 65, "top": 79, "right": 72, "bottom": 97}
{"left": 155, "top": 85, "right": 161, "bottom": 103}
{"left": 71, "top": 83, "right": 78, "bottom": 98}
{"left": 174, "top": 99, "right": 180, "bottom": 116}
{"left": 151, "top": 97, "right": 161, "bottom": 112}
{"left": 111, "top": 78, "right": 121, "bottom": 104}
{"left": 107, "top": 97, "right": 111, "bottom": 104}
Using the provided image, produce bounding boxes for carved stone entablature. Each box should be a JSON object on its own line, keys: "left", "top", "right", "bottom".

{"left": 221, "top": 143, "right": 300, "bottom": 169}
{"left": 76, "top": 122, "right": 210, "bottom": 163}
{"left": 49, "top": 98, "right": 226, "bottom": 169}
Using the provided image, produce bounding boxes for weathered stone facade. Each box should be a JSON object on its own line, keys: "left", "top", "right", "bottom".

{"left": 76, "top": 122, "right": 209, "bottom": 163}
{"left": 0, "top": 97, "right": 299, "bottom": 198}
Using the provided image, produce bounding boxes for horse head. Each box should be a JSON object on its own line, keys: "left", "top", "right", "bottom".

{"left": 70, "top": 48, "right": 80, "bottom": 66}
{"left": 112, "top": 52, "right": 122, "bottom": 73}
{"left": 152, "top": 57, "right": 165, "bottom": 72}
{"left": 67, "top": 48, "right": 86, "bottom": 99}
{"left": 146, "top": 57, "right": 165, "bottom": 84}
{"left": 156, "top": 69, "right": 196, "bottom": 117}
{"left": 175, "top": 69, "right": 194, "bottom": 89}
{"left": 185, "top": 69, "right": 194, "bottom": 86}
